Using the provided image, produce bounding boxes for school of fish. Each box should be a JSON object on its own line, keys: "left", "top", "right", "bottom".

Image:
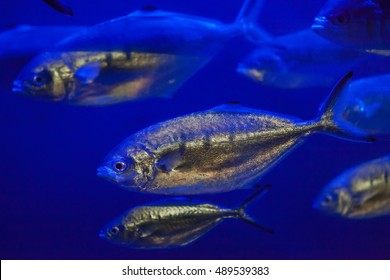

{"left": 3, "top": 0, "right": 390, "bottom": 249}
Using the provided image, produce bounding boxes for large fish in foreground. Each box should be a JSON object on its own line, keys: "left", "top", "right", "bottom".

{"left": 314, "top": 155, "right": 390, "bottom": 219}
{"left": 100, "top": 185, "right": 272, "bottom": 249}
{"left": 336, "top": 74, "right": 390, "bottom": 135}
{"left": 98, "top": 72, "right": 374, "bottom": 195}
{"left": 12, "top": 0, "right": 267, "bottom": 106}
{"left": 0, "top": 25, "right": 85, "bottom": 94}
{"left": 237, "top": 29, "right": 366, "bottom": 89}
{"left": 312, "top": 0, "right": 390, "bottom": 55}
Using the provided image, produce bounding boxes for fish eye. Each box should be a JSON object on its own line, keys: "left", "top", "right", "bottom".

{"left": 110, "top": 227, "right": 120, "bottom": 235}
{"left": 323, "top": 195, "right": 333, "bottom": 204}
{"left": 33, "top": 74, "right": 45, "bottom": 86}
{"left": 114, "top": 161, "right": 127, "bottom": 172}
{"left": 330, "top": 10, "right": 350, "bottom": 26}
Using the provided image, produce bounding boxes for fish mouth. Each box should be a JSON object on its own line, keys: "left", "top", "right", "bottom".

{"left": 311, "top": 16, "right": 328, "bottom": 33}
{"left": 97, "top": 166, "right": 116, "bottom": 181}
{"left": 12, "top": 80, "right": 24, "bottom": 94}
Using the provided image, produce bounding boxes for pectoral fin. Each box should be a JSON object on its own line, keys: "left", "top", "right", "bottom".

{"left": 156, "top": 151, "right": 183, "bottom": 173}
{"left": 75, "top": 62, "right": 101, "bottom": 84}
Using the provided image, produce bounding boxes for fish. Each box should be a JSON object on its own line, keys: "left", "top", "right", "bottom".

{"left": 312, "top": 0, "right": 390, "bottom": 54}
{"left": 99, "top": 185, "right": 272, "bottom": 249}
{"left": 313, "top": 155, "right": 390, "bottom": 219}
{"left": 12, "top": 0, "right": 268, "bottom": 106}
{"left": 336, "top": 74, "right": 390, "bottom": 135}
{"left": 237, "top": 29, "right": 366, "bottom": 89}
{"left": 0, "top": 25, "right": 85, "bottom": 94}
{"left": 97, "top": 72, "right": 374, "bottom": 195}
{"left": 42, "top": 0, "right": 74, "bottom": 16}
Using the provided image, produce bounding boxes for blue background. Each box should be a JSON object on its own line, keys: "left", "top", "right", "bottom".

{"left": 0, "top": 0, "right": 389, "bottom": 259}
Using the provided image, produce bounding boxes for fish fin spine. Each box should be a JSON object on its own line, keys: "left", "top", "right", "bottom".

{"left": 313, "top": 72, "right": 375, "bottom": 143}
{"left": 236, "top": 184, "right": 273, "bottom": 234}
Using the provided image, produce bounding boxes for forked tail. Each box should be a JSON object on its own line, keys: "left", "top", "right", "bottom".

{"left": 309, "top": 72, "right": 376, "bottom": 143}
{"left": 236, "top": 184, "right": 273, "bottom": 234}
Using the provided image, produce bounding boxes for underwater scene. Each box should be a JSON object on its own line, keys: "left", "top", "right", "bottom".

{"left": 1, "top": 0, "right": 390, "bottom": 259}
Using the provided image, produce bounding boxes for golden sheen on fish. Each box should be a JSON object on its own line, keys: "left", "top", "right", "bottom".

{"left": 100, "top": 185, "right": 272, "bottom": 249}
{"left": 13, "top": 0, "right": 267, "bottom": 106}
{"left": 314, "top": 155, "right": 390, "bottom": 218}
{"left": 98, "top": 72, "right": 374, "bottom": 195}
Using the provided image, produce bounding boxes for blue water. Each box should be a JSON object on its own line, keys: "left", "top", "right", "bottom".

{"left": 1, "top": 0, "right": 389, "bottom": 260}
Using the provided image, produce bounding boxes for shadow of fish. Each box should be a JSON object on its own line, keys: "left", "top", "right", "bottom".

{"left": 13, "top": 0, "right": 268, "bottom": 105}
{"left": 98, "top": 72, "right": 375, "bottom": 195}
{"left": 314, "top": 155, "right": 390, "bottom": 218}
{"left": 100, "top": 184, "right": 272, "bottom": 249}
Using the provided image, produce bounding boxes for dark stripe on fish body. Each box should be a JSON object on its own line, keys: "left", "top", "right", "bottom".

{"left": 202, "top": 135, "right": 212, "bottom": 150}
{"left": 384, "top": 170, "right": 389, "bottom": 185}
{"left": 126, "top": 52, "right": 132, "bottom": 61}
{"left": 106, "top": 52, "right": 113, "bottom": 67}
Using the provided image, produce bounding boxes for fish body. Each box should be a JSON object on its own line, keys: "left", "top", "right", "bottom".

{"left": 43, "top": 0, "right": 74, "bottom": 16}
{"left": 312, "top": 0, "right": 390, "bottom": 54}
{"left": 98, "top": 73, "right": 373, "bottom": 195}
{"left": 100, "top": 186, "right": 271, "bottom": 249}
{"left": 237, "top": 29, "right": 366, "bottom": 88}
{"left": 13, "top": 0, "right": 267, "bottom": 105}
{"left": 336, "top": 74, "right": 390, "bottom": 135}
{"left": 314, "top": 155, "right": 390, "bottom": 218}
{"left": 0, "top": 25, "right": 85, "bottom": 94}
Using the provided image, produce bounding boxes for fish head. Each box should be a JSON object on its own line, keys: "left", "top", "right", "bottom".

{"left": 99, "top": 216, "right": 138, "bottom": 246}
{"left": 313, "top": 180, "right": 353, "bottom": 216}
{"left": 97, "top": 145, "right": 156, "bottom": 191}
{"left": 12, "top": 52, "right": 74, "bottom": 102}
{"left": 312, "top": 0, "right": 382, "bottom": 48}
{"left": 237, "top": 46, "right": 288, "bottom": 86}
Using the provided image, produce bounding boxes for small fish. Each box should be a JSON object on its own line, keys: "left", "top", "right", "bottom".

{"left": 313, "top": 155, "right": 390, "bottom": 219}
{"left": 237, "top": 29, "right": 366, "bottom": 88}
{"left": 312, "top": 0, "right": 390, "bottom": 54}
{"left": 13, "top": 0, "right": 267, "bottom": 105}
{"left": 99, "top": 185, "right": 272, "bottom": 249}
{"left": 43, "top": 0, "right": 74, "bottom": 16}
{"left": 0, "top": 25, "right": 85, "bottom": 94}
{"left": 97, "top": 72, "right": 374, "bottom": 195}
{"left": 336, "top": 74, "right": 390, "bottom": 135}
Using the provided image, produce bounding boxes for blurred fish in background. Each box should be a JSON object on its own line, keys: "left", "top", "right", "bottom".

{"left": 100, "top": 185, "right": 272, "bottom": 249}
{"left": 0, "top": 25, "right": 85, "bottom": 94}
{"left": 312, "top": 0, "right": 390, "bottom": 55}
{"left": 336, "top": 74, "right": 390, "bottom": 135}
{"left": 13, "top": 0, "right": 268, "bottom": 106}
{"left": 314, "top": 155, "right": 390, "bottom": 219}
{"left": 237, "top": 29, "right": 368, "bottom": 89}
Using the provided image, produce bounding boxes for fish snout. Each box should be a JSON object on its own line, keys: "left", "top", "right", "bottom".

{"left": 97, "top": 166, "right": 116, "bottom": 181}
{"left": 12, "top": 80, "right": 24, "bottom": 94}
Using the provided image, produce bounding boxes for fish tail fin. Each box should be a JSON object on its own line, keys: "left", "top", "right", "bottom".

{"left": 235, "top": 0, "right": 273, "bottom": 44}
{"left": 236, "top": 184, "right": 273, "bottom": 234}
{"left": 312, "top": 72, "right": 375, "bottom": 143}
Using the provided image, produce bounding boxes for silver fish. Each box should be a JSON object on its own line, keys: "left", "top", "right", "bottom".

{"left": 13, "top": 0, "right": 267, "bottom": 106}
{"left": 313, "top": 155, "right": 390, "bottom": 218}
{"left": 237, "top": 29, "right": 366, "bottom": 88}
{"left": 99, "top": 185, "right": 272, "bottom": 249}
{"left": 97, "top": 72, "right": 374, "bottom": 195}
{"left": 312, "top": 0, "right": 390, "bottom": 54}
{"left": 336, "top": 74, "right": 390, "bottom": 135}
